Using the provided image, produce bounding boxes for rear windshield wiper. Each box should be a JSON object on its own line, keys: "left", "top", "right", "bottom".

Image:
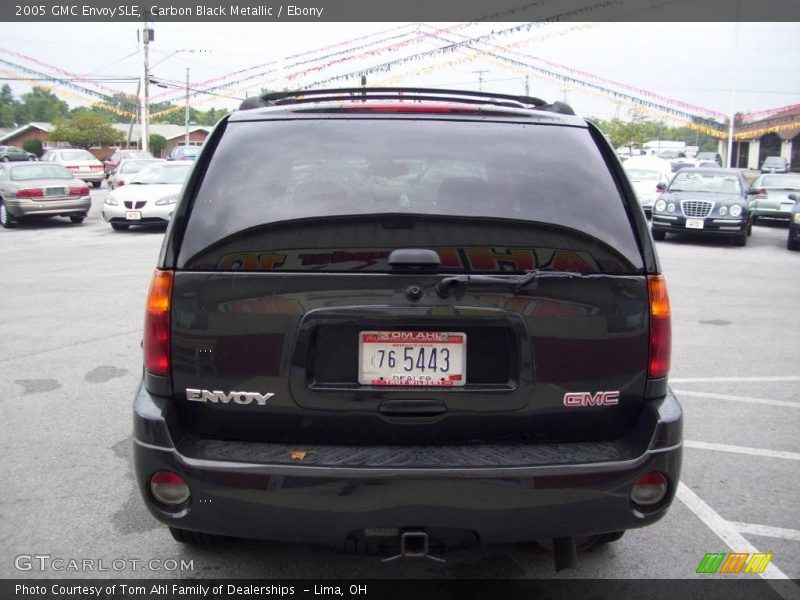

{"left": 436, "top": 269, "right": 591, "bottom": 297}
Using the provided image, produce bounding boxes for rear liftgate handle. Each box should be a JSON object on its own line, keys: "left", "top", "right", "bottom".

{"left": 378, "top": 399, "right": 447, "bottom": 417}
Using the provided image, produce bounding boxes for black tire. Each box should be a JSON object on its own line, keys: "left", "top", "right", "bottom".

{"left": 169, "top": 527, "right": 226, "bottom": 546}
{"left": 27, "top": 155, "right": 35, "bottom": 161}
{"left": 69, "top": 215, "right": 85, "bottom": 224}
{"left": 91, "top": 180, "right": 102, "bottom": 189}
{"left": 732, "top": 229, "right": 748, "bottom": 247}
{"left": 651, "top": 228, "right": 666, "bottom": 241}
{"left": 788, "top": 233, "right": 800, "bottom": 251}
{"left": 110, "top": 223, "right": 129, "bottom": 231}
{"left": 0, "top": 200, "right": 16, "bottom": 228}
{"left": 1, "top": 156, "right": 8, "bottom": 162}
{"left": 747, "top": 221, "right": 753, "bottom": 236}
{"left": 751, "top": 215, "right": 758, "bottom": 225}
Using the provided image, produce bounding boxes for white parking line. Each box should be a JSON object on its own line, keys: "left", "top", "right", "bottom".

{"left": 684, "top": 441, "right": 800, "bottom": 461}
{"left": 730, "top": 522, "right": 800, "bottom": 542}
{"left": 671, "top": 376, "right": 800, "bottom": 383}
{"left": 676, "top": 483, "right": 796, "bottom": 597}
{"left": 673, "top": 390, "right": 800, "bottom": 409}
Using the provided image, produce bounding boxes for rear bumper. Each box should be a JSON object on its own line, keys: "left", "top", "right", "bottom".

{"left": 133, "top": 385, "right": 682, "bottom": 546}
{"left": 5, "top": 196, "right": 91, "bottom": 218}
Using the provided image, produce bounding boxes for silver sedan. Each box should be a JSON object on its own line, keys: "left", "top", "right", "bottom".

{"left": 0, "top": 163, "right": 91, "bottom": 228}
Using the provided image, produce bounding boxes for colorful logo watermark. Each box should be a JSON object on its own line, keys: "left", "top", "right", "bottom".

{"left": 696, "top": 552, "right": 773, "bottom": 574}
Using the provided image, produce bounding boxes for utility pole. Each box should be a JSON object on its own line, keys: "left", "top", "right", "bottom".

{"left": 139, "top": 20, "right": 151, "bottom": 153}
{"left": 524, "top": 75, "right": 529, "bottom": 96}
{"left": 560, "top": 88, "right": 569, "bottom": 104}
{"left": 473, "top": 70, "right": 488, "bottom": 92}
{"left": 185, "top": 67, "right": 190, "bottom": 146}
{"left": 726, "top": 21, "right": 740, "bottom": 168}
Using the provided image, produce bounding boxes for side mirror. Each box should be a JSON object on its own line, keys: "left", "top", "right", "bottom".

{"left": 789, "top": 194, "right": 798, "bottom": 202}
{"left": 656, "top": 183, "right": 667, "bottom": 192}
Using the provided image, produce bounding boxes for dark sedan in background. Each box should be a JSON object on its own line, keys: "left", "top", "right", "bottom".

{"left": 0, "top": 163, "right": 91, "bottom": 228}
{"left": 0, "top": 146, "right": 36, "bottom": 162}
{"left": 651, "top": 168, "right": 754, "bottom": 246}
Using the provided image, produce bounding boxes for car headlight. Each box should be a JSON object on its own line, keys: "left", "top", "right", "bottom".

{"left": 655, "top": 199, "right": 667, "bottom": 212}
{"left": 104, "top": 195, "right": 118, "bottom": 206}
{"left": 719, "top": 206, "right": 728, "bottom": 216}
{"left": 155, "top": 194, "right": 178, "bottom": 206}
{"left": 667, "top": 202, "right": 676, "bottom": 213}
{"left": 793, "top": 213, "right": 800, "bottom": 223}
{"left": 729, "top": 204, "right": 742, "bottom": 217}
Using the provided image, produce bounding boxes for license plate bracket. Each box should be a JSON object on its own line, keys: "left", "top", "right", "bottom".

{"left": 686, "top": 218, "right": 704, "bottom": 229}
{"left": 358, "top": 331, "right": 466, "bottom": 386}
{"left": 126, "top": 211, "right": 142, "bottom": 220}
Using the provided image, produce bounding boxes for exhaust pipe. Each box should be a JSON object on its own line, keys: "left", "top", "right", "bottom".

{"left": 552, "top": 537, "right": 577, "bottom": 572}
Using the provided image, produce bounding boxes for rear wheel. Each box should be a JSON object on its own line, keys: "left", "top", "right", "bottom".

{"left": 1, "top": 156, "right": 9, "bottom": 162}
{"left": 751, "top": 215, "right": 759, "bottom": 225}
{"left": 91, "top": 181, "right": 102, "bottom": 189}
{"left": 69, "top": 215, "right": 85, "bottom": 224}
{"left": 0, "top": 200, "right": 16, "bottom": 228}
{"left": 788, "top": 232, "right": 800, "bottom": 251}
{"left": 169, "top": 527, "right": 226, "bottom": 546}
{"left": 110, "top": 222, "right": 129, "bottom": 231}
{"left": 651, "top": 228, "right": 666, "bottom": 241}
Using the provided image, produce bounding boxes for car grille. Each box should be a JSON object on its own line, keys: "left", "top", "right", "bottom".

{"left": 124, "top": 201, "right": 146, "bottom": 209}
{"left": 681, "top": 200, "right": 713, "bottom": 218}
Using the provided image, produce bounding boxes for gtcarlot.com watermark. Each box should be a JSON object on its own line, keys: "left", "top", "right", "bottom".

{"left": 15, "top": 554, "right": 194, "bottom": 572}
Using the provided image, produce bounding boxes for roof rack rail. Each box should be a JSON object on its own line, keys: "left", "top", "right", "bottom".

{"left": 238, "top": 87, "right": 575, "bottom": 116}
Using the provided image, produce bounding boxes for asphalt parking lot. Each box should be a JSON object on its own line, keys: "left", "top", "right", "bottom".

{"left": 0, "top": 188, "right": 798, "bottom": 589}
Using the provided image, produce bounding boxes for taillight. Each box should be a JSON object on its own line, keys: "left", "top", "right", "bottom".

{"left": 16, "top": 188, "right": 44, "bottom": 198}
{"left": 755, "top": 188, "right": 767, "bottom": 199}
{"left": 65, "top": 165, "right": 80, "bottom": 170}
{"left": 144, "top": 270, "right": 173, "bottom": 376}
{"left": 117, "top": 180, "right": 125, "bottom": 187}
{"left": 647, "top": 274, "right": 671, "bottom": 379}
{"left": 69, "top": 186, "right": 90, "bottom": 196}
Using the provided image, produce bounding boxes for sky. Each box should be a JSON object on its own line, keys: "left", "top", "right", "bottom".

{"left": 0, "top": 21, "right": 797, "bottom": 122}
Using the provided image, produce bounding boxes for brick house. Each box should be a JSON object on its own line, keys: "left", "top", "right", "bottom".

{"left": 0, "top": 122, "right": 212, "bottom": 159}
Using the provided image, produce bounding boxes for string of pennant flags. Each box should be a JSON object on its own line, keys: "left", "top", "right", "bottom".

{"left": 1, "top": 10, "right": 796, "bottom": 138}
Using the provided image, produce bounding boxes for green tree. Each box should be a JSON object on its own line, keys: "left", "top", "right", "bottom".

{"left": 22, "top": 139, "right": 43, "bottom": 157}
{"left": 149, "top": 134, "right": 167, "bottom": 157}
{"left": 48, "top": 112, "right": 123, "bottom": 149}
{"left": 17, "top": 87, "right": 69, "bottom": 123}
{"left": 0, "top": 84, "right": 18, "bottom": 127}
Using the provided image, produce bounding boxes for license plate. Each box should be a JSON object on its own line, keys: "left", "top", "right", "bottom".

{"left": 45, "top": 187, "right": 66, "bottom": 196}
{"left": 126, "top": 211, "right": 142, "bottom": 220}
{"left": 686, "top": 218, "right": 704, "bottom": 229}
{"left": 358, "top": 331, "right": 466, "bottom": 386}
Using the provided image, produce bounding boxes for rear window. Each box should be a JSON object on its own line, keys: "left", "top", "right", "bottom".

{"left": 132, "top": 163, "right": 191, "bottom": 184}
{"left": 178, "top": 118, "right": 643, "bottom": 273}
{"left": 11, "top": 164, "right": 72, "bottom": 180}
{"left": 60, "top": 150, "right": 95, "bottom": 161}
{"left": 760, "top": 175, "right": 800, "bottom": 188}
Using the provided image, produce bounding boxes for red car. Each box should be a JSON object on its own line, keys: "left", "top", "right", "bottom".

{"left": 103, "top": 149, "right": 154, "bottom": 176}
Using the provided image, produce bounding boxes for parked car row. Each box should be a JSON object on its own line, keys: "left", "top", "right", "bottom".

{"left": 628, "top": 164, "right": 800, "bottom": 250}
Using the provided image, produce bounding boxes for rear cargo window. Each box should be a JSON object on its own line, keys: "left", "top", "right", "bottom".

{"left": 178, "top": 119, "right": 643, "bottom": 273}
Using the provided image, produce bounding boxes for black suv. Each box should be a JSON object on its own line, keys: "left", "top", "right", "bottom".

{"left": 134, "top": 88, "right": 681, "bottom": 569}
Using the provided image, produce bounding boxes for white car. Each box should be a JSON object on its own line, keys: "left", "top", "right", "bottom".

{"left": 102, "top": 162, "right": 192, "bottom": 230}
{"left": 623, "top": 157, "right": 673, "bottom": 217}
{"left": 41, "top": 148, "right": 105, "bottom": 187}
